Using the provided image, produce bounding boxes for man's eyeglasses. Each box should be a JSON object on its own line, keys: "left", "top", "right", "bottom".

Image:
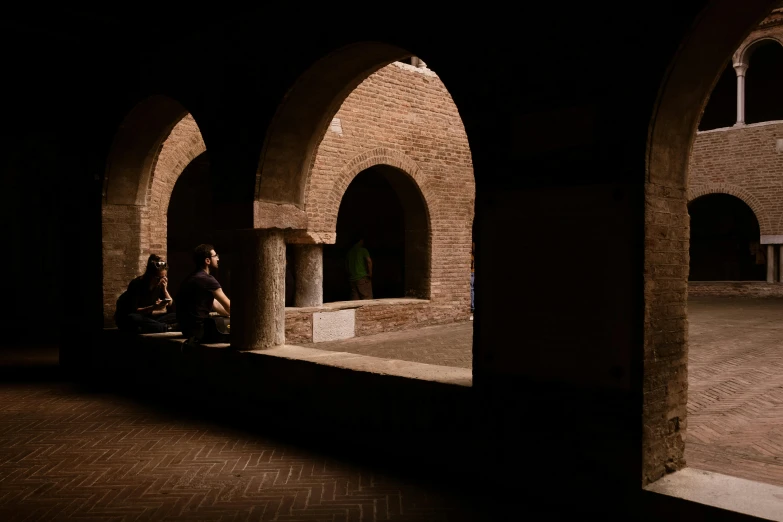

{"left": 151, "top": 260, "right": 167, "bottom": 268}
{"left": 210, "top": 254, "right": 219, "bottom": 260}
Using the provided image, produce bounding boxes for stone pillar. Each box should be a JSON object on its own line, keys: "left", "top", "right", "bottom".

{"left": 767, "top": 244, "right": 775, "bottom": 283}
{"left": 293, "top": 244, "right": 323, "bottom": 307}
{"left": 231, "top": 229, "right": 286, "bottom": 350}
{"left": 734, "top": 62, "right": 748, "bottom": 126}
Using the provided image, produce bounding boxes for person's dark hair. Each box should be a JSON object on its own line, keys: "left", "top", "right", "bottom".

{"left": 143, "top": 254, "right": 167, "bottom": 280}
{"left": 193, "top": 244, "right": 214, "bottom": 267}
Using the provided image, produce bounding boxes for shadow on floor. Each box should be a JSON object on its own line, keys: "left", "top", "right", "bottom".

{"left": 0, "top": 343, "right": 63, "bottom": 382}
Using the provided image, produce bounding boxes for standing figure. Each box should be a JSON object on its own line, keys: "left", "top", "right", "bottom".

{"left": 346, "top": 236, "right": 373, "bottom": 300}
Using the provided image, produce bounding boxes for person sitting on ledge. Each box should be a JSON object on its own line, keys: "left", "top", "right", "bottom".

{"left": 175, "top": 244, "right": 231, "bottom": 344}
{"left": 114, "top": 254, "right": 177, "bottom": 333}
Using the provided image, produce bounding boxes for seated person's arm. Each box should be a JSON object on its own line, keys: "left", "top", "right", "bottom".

{"left": 136, "top": 297, "right": 162, "bottom": 315}
{"left": 212, "top": 288, "right": 231, "bottom": 316}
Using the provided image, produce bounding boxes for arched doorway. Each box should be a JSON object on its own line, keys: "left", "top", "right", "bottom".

{"left": 323, "top": 165, "right": 430, "bottom": 303}
{"left": 688, "top": 194, "right": 764, "bottom": 281}
{"left": 643, "top": 0, "right": 774, "bottom": 485}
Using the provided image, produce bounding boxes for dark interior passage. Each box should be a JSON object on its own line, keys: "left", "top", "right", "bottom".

{"left": 166, "top": 153, "right": 233, "bottom": 302}
{"left": 745, "top": 42, "right": 783, "bottom": 124}
{"left": 698, "top": 62, "right": 736, "bottom": 131}
{"left": 322, "top": 165, "right": 429, "bottom": 303}
{"left": 688, "top": 194, "right": 764, "bottom": 281}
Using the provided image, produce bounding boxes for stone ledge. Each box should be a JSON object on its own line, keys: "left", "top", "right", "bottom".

{"left": 248, "top": 345, "right": 471, "bottom": 387}
{"left": 645, "top": 467, "right": 783, "bottom": 521}
{"left": 130, "top": 327, "right": 471, "bottom": 387}
{"left": 286, "top": 298, "right": 430, "bottom": 314}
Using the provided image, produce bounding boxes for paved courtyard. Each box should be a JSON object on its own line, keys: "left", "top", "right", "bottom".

{"left": 686, "top": 297, "right": 783, "bottom": 488}
{"left": 306, "top": 322, "right": 473, "bottom": 369}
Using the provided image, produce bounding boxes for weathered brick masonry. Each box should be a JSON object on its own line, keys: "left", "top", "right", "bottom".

{"left": 689, "top": 122, "right": 783, "bottom": 235}
{"left": 298, "top": 62, "right": 475, "bottom": 339}
{"left": 102, "top": 63, "right": 475, "bottom": 338}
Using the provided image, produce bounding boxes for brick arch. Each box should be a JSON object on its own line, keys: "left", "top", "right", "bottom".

{"left": 147, "top": 114, "right": 207, "bottom": 255}
{"left": 101, "top": 110, "right": 206, "bottom": 325}
{"left": 255, "top": 42, "right": 410, "bottom": 210}
{"left": 312, "top": 147, "right": 431, "bottom": 235}
{"left": 687, "top": 184, "right": 770, "bottom": 234}
{"left": 104, "top": 95, "right": 190, "bottom": 206}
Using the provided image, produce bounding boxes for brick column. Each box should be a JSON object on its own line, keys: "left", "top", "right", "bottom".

{"left": 231, "top": 229, "right": 286, "bottom": 350}
{"left": 767, "top": 244, "right": 775, "bottom": 283}
{"left": 293, "top": 244, "right": 323, "bottom": 307}
{"left": 734, "top": 62, "right": 748, "bottom": 126}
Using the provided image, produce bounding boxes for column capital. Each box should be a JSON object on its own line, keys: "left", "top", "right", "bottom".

{"left": 733, "top": 62, "right": 749, "bottom": 76}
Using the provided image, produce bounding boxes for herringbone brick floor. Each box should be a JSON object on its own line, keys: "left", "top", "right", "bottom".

{"left": 0, "top": 359, "right": 478, "bottom": 521}
{"left": 687, "top": 297, "right": 783, "bottom": 488}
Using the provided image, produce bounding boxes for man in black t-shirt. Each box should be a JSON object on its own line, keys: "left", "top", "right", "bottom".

{"left": 175, "top": 244, "right": 231, "bottom": 343}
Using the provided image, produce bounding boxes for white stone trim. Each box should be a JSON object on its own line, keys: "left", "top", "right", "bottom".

{"left": 697, "top": 119, "right": 783, "bottom": 134}
{"left": 312, "top": 309, "right": 355, "bottom": 343}
{"left": 392, "top": 61, "right": 439, "bottom": 78}
{"left": 760, "top": 234, "right": 783, "bottom": 244}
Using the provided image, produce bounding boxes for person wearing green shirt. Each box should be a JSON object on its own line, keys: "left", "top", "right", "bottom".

{"left": 346, "top": 237, "right": 373, "bottom": 300}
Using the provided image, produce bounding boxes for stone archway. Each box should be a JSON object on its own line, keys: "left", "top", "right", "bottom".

{"left": 644, "top": 0, "right": 775, "bottom": 485}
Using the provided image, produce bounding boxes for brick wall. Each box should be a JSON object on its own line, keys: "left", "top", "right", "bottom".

{"left": 285, "top": 309, "right": 313, "bottom": 344}
{"left": 284, "top": 299, "right": 460, "bottom": 344}
{"left": 643, "top": 183, "right": 690, "bottom": 484}
{"left": 688, "top": 121, "right": 783, "bottom": 234}
{"left": 303, "top": 62, "right": 475, "bottom": 328}
{"left": 102, "top": 204, "right": 147, "bottom": 321}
